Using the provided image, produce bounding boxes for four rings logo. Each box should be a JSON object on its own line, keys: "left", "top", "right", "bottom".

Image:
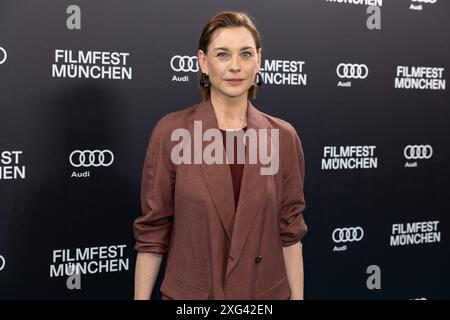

{"left": 404, "top": 145, "right": 433, "bottom": 160}
{"left": 332, "top": 227, "right": 364, "bottom": 243}
{"left": 0, "top": 47, "right": 7, "bottom": 64}
{"left": 337, "top": 63, "right": 369, "bottom": 79}
{"left": 69, "top": 150, "right": 114, "bottom": 167}
{"left": 411, "top": 0, "right": 437, "bottom": 3}
{"left": 170, "top": 55, "right": 199, "bottom": 72}
{"left": 0, "top": 255, "right": 5, "bottom": 271}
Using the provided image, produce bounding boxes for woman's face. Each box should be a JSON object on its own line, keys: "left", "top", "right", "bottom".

{"left": 198, "top": 26, "right": 261, "bottom": 100}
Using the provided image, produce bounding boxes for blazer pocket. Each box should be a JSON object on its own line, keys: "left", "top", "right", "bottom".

{"left": 160, "top": 271, "right": 210, "bottom": 300}
{"left": 254, "top": 275, "right": 291, "bottom": 300}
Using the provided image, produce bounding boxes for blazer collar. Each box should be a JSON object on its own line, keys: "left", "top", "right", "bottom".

{"left": 191, "top": 98, "right": 271, "bottom": 279}
{"left": 193, "top": 98, "right": 268, "bottom": 132}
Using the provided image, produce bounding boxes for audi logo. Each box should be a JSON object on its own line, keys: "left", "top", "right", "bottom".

{"left": 0, "top": 255, "right": 5, "bottom": 271}
{"left": 170, "top": 55, "right": 199, "bottom": 72}
{"left": 404, "top": 145, "right": 433, "bottom": 160}
{"left": 0, "top": 47, "right": 7, "bottom": 64}
{"left": 69, "top": 150, "right": 114, "bottom": 167}
{"left": 411, "top": 0, "right": 437, "bottom": 3}
{"left": 332, "top": 227, "right": 364, "bottom": 243}
{"left": 336, "top": 63, "right": 369, "bottom": 79}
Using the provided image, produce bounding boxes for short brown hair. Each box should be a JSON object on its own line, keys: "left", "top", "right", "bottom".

{"left": 198, "top": 11, "right": 262, "bottom": 100}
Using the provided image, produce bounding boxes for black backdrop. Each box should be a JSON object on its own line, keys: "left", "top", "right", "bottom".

{"left": 0, "top": 0, "right": 449, "bottom": 299}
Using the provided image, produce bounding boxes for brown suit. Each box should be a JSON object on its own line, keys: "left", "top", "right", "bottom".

{"left": 133, "top": 99, "right": 308, "bottom": 300}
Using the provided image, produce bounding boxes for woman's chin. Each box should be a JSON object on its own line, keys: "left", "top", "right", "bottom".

{"left": 219, "top": 88, "right": 249, "bottom": 99}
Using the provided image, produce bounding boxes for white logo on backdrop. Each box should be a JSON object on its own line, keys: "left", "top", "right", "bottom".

{"left": 170, "top": 55, "right": 199, "bottom": 72}
{"left": 332, "top": 227, "right": 364, "bottom": 243}
{"left": 0, "top": 255, "right": 5, "bottom": 271}
{"left": 337, "top": 63, "right": 369, "bottom": 79}
{"left": 0, "top": 47, "right": 7, "bottom": 64}
{"left": 69, "top": 150, "right": 114, "bottom": 168}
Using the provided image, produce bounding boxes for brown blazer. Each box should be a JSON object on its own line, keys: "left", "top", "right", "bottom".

{"left": 133, "top": 99, "right": 308, "bottom": 300}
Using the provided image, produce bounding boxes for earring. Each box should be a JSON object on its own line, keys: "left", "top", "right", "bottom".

{"left": 255, "top": 72, "right": 263, "bottom": 87}
{"left": 199, "top": 73, "right": 210, "bottom": 88}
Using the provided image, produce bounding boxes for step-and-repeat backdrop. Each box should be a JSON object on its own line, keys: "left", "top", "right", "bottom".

{"left": 0, "top": 0, "right": 449, "bottom": 299}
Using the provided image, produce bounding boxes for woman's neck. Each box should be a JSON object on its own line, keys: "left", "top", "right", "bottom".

{"left": 210, "top": 90, "right": 248, "bottom": 130}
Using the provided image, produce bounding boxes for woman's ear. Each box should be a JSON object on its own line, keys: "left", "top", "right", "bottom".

{"left": 198, "top": 49, "right": 208, "bottom": 74}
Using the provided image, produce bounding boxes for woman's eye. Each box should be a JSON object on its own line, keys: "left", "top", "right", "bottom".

{"left": 242, "top": 51, "right": 252, "bottom": 57}
{"left": 217, "top": 52, "right": 228, "bottom": 58}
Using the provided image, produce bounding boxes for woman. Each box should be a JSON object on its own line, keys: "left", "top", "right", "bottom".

{"left": 133, "top": 11, "right": 308, "bottom": 300}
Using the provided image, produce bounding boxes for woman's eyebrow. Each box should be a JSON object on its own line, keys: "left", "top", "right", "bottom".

{"left": 212, "top": 47, "right": 229, "bottom": 52}
{"left": 212, "top": 46, "right": 254, "bottom": 52}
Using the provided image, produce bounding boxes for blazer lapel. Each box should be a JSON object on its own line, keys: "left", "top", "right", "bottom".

{"left": 191, "top": 98, "right": 271, "bottom": 280}
{"left": 193, "top": 99, "right": 235, "bottom": 242}
{"left": 225, "top": 101, "right": 270, "bottom": 279}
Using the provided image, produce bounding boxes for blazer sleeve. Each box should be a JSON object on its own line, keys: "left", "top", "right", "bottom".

{"left": 279, "top": 123, "right": 308, "bottom": 247}
{"left": 133, "top": 117, "right": 176, "bottom": 254}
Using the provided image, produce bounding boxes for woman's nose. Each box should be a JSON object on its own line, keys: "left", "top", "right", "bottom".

{"left": 229, "top": 55, "right": 241, "bottom": 71}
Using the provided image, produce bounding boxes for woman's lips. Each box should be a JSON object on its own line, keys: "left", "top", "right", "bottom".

{"left": 225, "top": 79, "right": 244, "bottom": 84}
